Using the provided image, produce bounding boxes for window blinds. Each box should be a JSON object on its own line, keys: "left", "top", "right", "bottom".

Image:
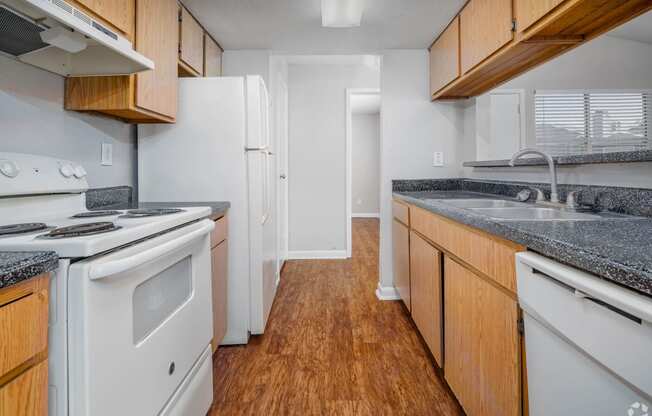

{"left": 535, "top": 91, "right": 650, "bottom": 155}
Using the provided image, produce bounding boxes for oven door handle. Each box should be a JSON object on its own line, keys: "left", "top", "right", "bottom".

{"left": 88, "top": 220, "right": 215, "bottom": 280}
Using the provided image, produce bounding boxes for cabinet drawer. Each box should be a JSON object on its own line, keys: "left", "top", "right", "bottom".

{"left": 392, "top": 200, "right": 410, "bottom": 226}
{"left": 211, "top": 215, "right": 228, "bottom": 248}
{"left": 411, "top": 205, "right": 523, "bottom": 293}
{"left": 0, "top": 359, "right": 48, "bottom": 416}
{"left": 0, "top": 292, "right": 48, "bottom": 379}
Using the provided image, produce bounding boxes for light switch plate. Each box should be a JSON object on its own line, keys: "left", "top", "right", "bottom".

{"left": 433, "top": 151, "right": 444, "bottom": 167}
{"left": 101, "top": 143, "right": 113, "bottom": 166}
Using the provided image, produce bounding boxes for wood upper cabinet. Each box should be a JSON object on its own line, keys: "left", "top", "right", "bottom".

{"left": 432, "top": 0, "right": 652, "bottom": 99}
{"left": 136, "top": 0, "right": 179, "bottom": 118}
{"left": 514, "top": 0, "right": 565, "bottom": 33}
{"left": 459, "top": 0, "right": 513, "bottom": 74}
{"left": 444, "top": 257, "right": 520, "bottom": 416}
{"left": 204, "top": 34, "right": 223, "bottom": 77}
{"left": 392, "top": 219, "right": 410, "bottom": 311}
{"left": 179, "top": 6, "right": 205, "bottom": 77}
{"left": 409, "top": 231, "right": 443, "bottom": 367}
{"left": 71, "top": 0, "right": 135, "bottom": 39}
{"left": 65, "top": 0, "right": 179, "bottom": 123}
{"left": 429, "top": 16, "right": 460, "bottom": 97}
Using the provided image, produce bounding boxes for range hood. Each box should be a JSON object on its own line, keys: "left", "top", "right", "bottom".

{"left": 0, "top": 0, "right": 154, "bottom": 76}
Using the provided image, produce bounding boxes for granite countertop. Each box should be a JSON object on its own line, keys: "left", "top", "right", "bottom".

{"left": 0, "top": 251, "right": 59, "bottom": 290}
{"left": 136, "top": 201, "right": 230, "bottom": 220}
{"left": 463, "top": 149, "right": 652, "bottom": 168}
{"left": 85, "top": 186, "right": 230, "bottom": 221}
{"left": 393, "top": 190, "right": 652, "bottom": 297}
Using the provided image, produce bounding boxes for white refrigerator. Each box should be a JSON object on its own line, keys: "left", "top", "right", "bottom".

{"left": 138, "top": 76, "right": 278, "bottom": 345}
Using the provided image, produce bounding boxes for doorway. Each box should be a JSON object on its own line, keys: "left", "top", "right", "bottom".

{"left": 346, "top": 88, "right": 381, "bottom": 257}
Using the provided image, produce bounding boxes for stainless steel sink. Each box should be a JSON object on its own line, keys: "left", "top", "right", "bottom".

{"left": 432, "top": 199, "right": 527, "bottom": 209}
{"left": 469, "top": 207, "right": 602, "bottom": 221}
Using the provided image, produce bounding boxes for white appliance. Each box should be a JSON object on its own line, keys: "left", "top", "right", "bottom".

{"left": 0, "top": 152, "right": 215, "bottom": 416}
{"left": 516, "top": 252, "right": 652, "bottom": 416}
{"left": 0, "top": 0, "right": 154, "bottom": 75}
{"left": 139, "top": 76, "right": 278, "bottom": 345}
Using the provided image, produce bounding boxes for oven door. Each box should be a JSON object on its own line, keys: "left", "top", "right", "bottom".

{"left": 67, "top": 219, "right": 215, "bottom": 416}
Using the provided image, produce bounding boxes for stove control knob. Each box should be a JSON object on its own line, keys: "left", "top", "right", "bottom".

{"left": 73, "top": 165, "right": 87, "bottom": 178}
{"left": 0, "top": 159, "right": 20, "bottom": 178}
{"left": 59, "top": 163, "right": 74, "bottom": 178}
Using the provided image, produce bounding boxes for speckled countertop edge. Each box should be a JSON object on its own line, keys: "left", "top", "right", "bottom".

{"left": 393, "top": 191, "right": 652, "bottom": 297}
{"left": 0, "top": 251, "right": 59, "bottom": 290}
{"left": 463, "top": 149, "right": 652, "bottom": 167}
{"left": 137, "top": 201, "right": 230, "bottom": 220}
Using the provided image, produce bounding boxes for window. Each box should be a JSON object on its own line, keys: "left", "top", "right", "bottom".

{"left": 534, "top": 90, "right": 650, "bottom": 156}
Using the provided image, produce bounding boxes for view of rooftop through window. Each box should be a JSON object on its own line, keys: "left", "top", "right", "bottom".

{"left": 535, "top": 91, "right": 650, "bottom": 156}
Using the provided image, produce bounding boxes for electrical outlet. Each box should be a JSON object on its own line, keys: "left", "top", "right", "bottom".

{"left": 432, "top": 151, "right": 444, "bottom": 167}
{"left": 101, "top": 143, "right": 113, "bottom": 166}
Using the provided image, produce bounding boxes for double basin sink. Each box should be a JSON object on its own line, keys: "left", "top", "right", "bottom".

{"left": 428, "top": 199, "right": 602, "bottom": 221}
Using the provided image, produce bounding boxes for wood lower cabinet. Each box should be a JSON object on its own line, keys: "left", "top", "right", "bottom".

{"left": 211, "top": 215, "right": 228, "bottom": 352}
{"left": 65, "top": 0, "right": 179, "bottom": 123}
{"left": 444, "top": 256, "right": 521, "bottom": 416}
{"left": 204, "top": 34, "right": 224, "bottom": 77}
{"left": 392, "top": 219, "right": 410, "bottom": 311}
{"left": 0, "top": 274, "right": 50, "bottom": 416}
{"left": 409, "top": 231, "right": 443, "bottom": 366}
{"left": 0, "top": 360, "right": 48, "bottom": 416}
{"left": 429, "top": 16, "right": 460, "bottom": 97}
{"left": 179, "top": 6, "right": 205, "bottom": 77}
{"left": 459, "top": 0, "right": 513, "bottom": 74}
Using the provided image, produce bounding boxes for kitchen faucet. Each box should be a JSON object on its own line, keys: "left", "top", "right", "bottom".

{"left": 509, "top": 148, "right": 559, "bottom": 204}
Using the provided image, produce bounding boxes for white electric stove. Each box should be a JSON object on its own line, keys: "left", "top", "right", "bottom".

{"left": 0, "top": 153, "right": 215, "bottom": 416}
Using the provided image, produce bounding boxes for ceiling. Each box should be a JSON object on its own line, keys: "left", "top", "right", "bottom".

{"left": 608, "top": 10, "right": 652, "bottom": 44}
{"left": 351, "top": 94, "right": 380, "bottom": 114}
{"left": 183, "top": 0, "right": 466, "bottom": 53}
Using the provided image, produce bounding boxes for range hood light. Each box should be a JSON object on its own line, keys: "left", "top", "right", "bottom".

{"left": 40, "top": 26, "right": 87, "bottom": 53}
{"left": 321, "top": 0, "right": 365, "bottom": 28}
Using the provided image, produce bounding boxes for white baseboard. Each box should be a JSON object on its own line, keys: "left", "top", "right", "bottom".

{"left": 352, "top": 213, "right": 380, "bottom": 218}
{"left": 287, "top": 250, "right": 348, "bottom": 260}
{"left": 375, "top": 282, "right": 400, "bottom": 301}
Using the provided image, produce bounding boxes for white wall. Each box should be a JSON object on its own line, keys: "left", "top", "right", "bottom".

{"left": 223, "top": 50, "right": 271, "bottom": 85}
{"left": 0, "top": 56, "right": 136, "bottom": 188}
{"left": 352, "top": 113, "right": 380, "bottom": 215}
{"left": 379, "top": 49, "right": 465, "bottom": 291}
{"left": 288, "top": 62, "right": 380, "bottom": 255}
{"left": 462, "top": 35, "right": 652, "bottom": 188}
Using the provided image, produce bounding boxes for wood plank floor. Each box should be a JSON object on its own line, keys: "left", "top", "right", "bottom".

{"left": 209, "top": 218, "right": 464, "bottom": 415}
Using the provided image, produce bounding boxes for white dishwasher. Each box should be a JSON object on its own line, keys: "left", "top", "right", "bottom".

{"left": 516, "top": 252, "right": 652, "bottom": 416}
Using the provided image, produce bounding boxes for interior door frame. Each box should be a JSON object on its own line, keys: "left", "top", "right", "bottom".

{"left": 269, "top": 56, "right": 289, "bottom": 277}
{"left": 345, "top": 88, "right": 381, "bottom": 258}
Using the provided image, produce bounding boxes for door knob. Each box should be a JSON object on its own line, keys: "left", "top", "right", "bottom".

{"left": 280, "top": 174, "right": 287, "bottom": 179}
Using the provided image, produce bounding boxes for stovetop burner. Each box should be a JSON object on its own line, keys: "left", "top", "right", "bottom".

{"left": 0, "top": 223, "right": 50, "bottom": 236}
{"left": 39, "top": 222, "right": 122, "bottom": 239}
{"left": 71, "top": 211, "right": 122, "bottom": 219}
{"left": 120, "top": 208, "right": 185, "bottom": 218}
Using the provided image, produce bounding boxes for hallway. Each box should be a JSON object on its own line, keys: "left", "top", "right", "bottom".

{"left": 210, "top": 218, "right": 463, "bottom": 415}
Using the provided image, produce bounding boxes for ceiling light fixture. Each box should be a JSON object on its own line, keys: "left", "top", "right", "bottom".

{"left": 321, "top": 0, "right": 365, "bottom": 28}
